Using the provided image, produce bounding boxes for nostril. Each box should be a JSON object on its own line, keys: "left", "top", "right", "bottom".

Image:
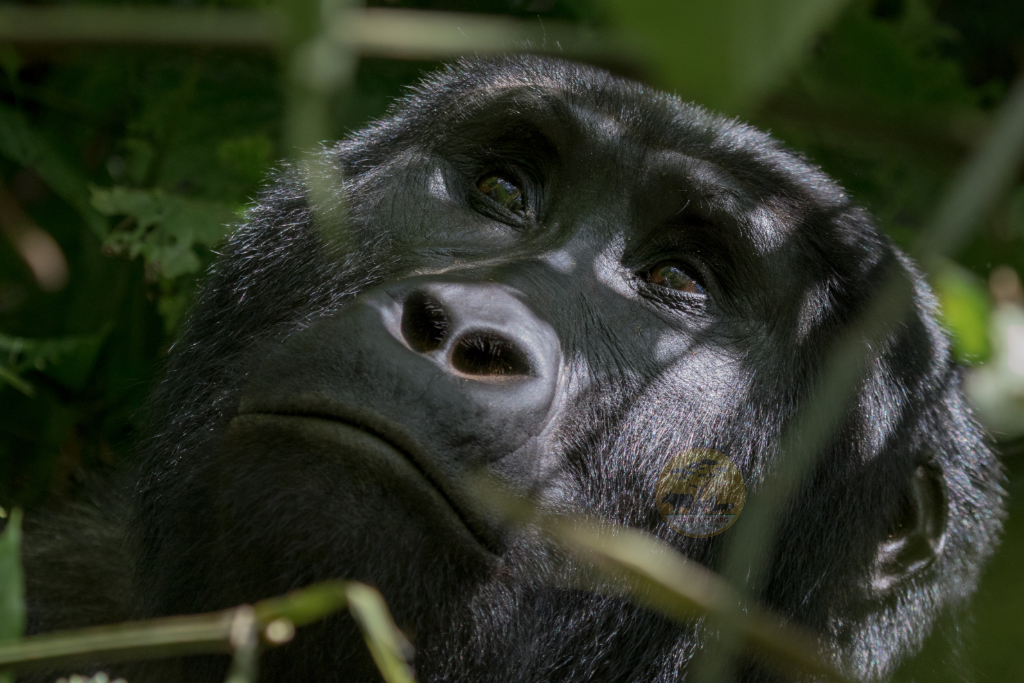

{"left": 402, "top": 291, "right": 449, "bottom": 353}
{"left": 450, "top": 332, "right": 532, "bottom": 378}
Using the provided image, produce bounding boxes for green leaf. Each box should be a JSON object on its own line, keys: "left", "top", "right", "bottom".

{"left": 603, "top": 0, "right": 850, "bottom": 111}
{"left": 0, "top": 330, "right": 109, "bottom": 393}
{"left": 252, "top": 581, "right": 414, "bottom": 683}
{"left": 107, "top": 138, "right": 156, "bottom": 187}
{"left": 0, "top": 508, "right": 25, "bottom": 683}
{"left": 0, "top": 103, "right": 108, "bottom": 239}
{"left": 932, "top": 261, "right": 992, "bottom": 363}
{"left": 796, "top": 3, "right": 979, "bottom": 117}
{"left": 1008, "top": 185, "right": 1024, "bottom": 238}
{"left": 91, "top": 186, "right": 235, "bottom": 279}
{"left": 0, "top": 46, "right": 19, "bottom": 87}
{"left": 0, "top": 365, "right": 34, "bottom": 397}
{"left": 218, "top": 134, "right": 275, "bottom": 187}
{"left": 155, "top": 286, "right": 194, "bottom": 336}
{"left": 344, "top": 584, "right": 415, "bottom": 683}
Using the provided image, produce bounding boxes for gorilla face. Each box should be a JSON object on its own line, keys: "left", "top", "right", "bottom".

{"left": 125, "top": 57, "right": 1003, "bottom": 682}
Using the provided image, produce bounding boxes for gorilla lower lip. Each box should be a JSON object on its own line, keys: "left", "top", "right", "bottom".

{"left": 232, "top": 411, "right": 502, "bottom": 556}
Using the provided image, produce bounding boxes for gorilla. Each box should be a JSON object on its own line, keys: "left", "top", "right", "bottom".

{"left": 22, "top": 56, "right": 1005, "bottom": 683}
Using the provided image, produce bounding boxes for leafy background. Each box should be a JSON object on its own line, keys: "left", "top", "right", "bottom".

{"left": 0, "top": 0, "right": 1022, "bottom": 678}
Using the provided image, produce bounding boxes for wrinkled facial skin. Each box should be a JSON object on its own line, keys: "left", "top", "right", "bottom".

{"left": 114, "top": 58, "right": 1001, "bottom": 683}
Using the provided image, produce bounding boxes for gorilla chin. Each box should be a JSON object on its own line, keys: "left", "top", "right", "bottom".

{"left": 22, "top": 55, "right": 1004, "bottom": 683}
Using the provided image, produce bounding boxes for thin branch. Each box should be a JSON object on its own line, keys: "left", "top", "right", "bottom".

{"left": 222, "top": 608, "right": 259, "bottom": 683}
{"left": 0, "top": 6, "right": 640, "bottom": 71}
{"left": 482, "top": 487, "right": 854, "bottom": 683}
{"left": 0, "top": 611, "right": 238, "bottom": 672}
{"left": 754, "top": 92, "right": 983, "bottom": 167}
{"left": 915, "top": 75, "right": 1024, "bottom": 261}
{"left": 0, "top": 6, "right": 276, "bottom": 48}
{"left": 0, "top": 581, "right": 412, "bottom": 682}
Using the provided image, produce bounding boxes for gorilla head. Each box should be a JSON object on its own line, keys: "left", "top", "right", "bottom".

{"left": 26, "top": 56, "right": 1004, "bottom": 683}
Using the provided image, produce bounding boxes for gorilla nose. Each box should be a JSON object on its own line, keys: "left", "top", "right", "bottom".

{"left": 239, "top": 279, "right": 563, "bottom": 484}
{"left": 398, "top": 286, "right": 547, "bottom": 380}
{"left": 237, "top": 279, "right": 563, "bottom": 553}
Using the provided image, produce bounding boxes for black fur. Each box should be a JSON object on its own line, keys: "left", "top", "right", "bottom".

{"left": 23, "top": 56, "right": 1004, "bottom": 683}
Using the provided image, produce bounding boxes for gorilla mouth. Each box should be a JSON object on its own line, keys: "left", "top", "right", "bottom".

{"left": 233, "top": 409, "right": 503, "bottom": 556}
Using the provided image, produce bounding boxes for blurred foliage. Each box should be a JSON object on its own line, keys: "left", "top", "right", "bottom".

{"left": 603, "top": 0, "right": 848, "bottom": 111}
{"left": 0, "top": 328, "right": 108, "bottom": 395}
{"left": 91, "top": 186, "right": 237, "bottom": 330}
{"left": 0, "top": 580, "right": 411, "bottom": 683}
{"left": 0, "top": 508, "right": 24, "bottom": 683}
{"left": 931, "top": 259, "right": 992, "bottom": 362}
{"left": 0, "top": 0, "right": 1022, "bottom": 679}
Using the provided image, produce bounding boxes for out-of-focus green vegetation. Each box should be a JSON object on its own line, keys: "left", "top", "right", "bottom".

{"left": 0, "top": 577, "right": 415, "bottom": 683}
{"left": 0, "top": 508, "right": 24, "bottom": 683}
{"left": 0, "top": 0, "right": 1022, "bottom": 679}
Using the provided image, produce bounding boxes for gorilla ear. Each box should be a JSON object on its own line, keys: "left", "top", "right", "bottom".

{"left": 870, "top": 461, "right": 948, "bottom": 592}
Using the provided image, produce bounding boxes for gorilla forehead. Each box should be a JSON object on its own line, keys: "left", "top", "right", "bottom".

{"left": 350, "top": 55, "right": 847, "bottom": 211}
{"left": 341, "top": 56, "right": 870, "bottom": 312}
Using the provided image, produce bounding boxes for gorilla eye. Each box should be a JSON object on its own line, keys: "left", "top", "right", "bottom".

{"left": 647, "top": 262, "right": 704, "bottom": 295}
{"left": 477, "top": 173, "right": 525, "bottom": 213}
